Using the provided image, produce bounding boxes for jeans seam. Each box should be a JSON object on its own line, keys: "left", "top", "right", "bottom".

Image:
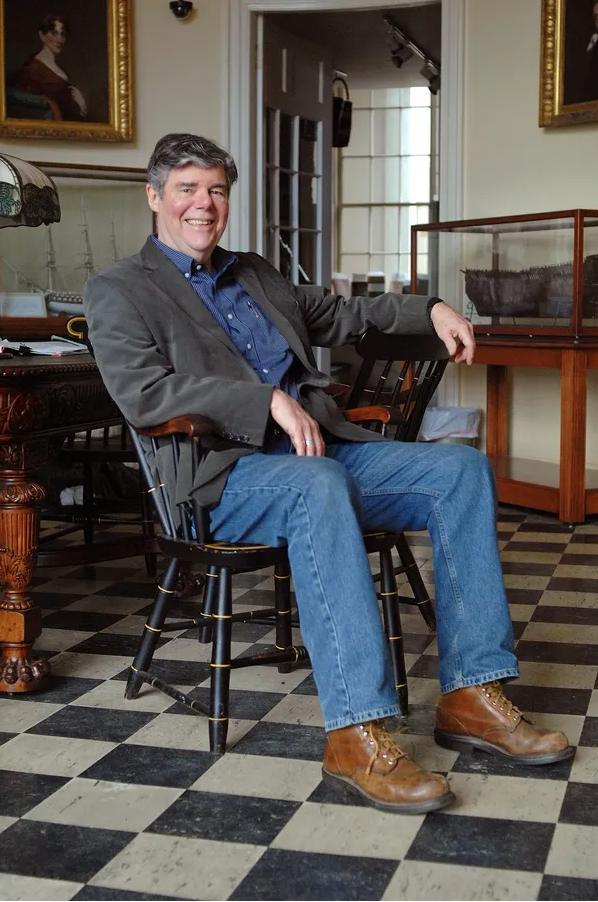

{"left": 433, "top": 499, "right": 464, "bottom": 685}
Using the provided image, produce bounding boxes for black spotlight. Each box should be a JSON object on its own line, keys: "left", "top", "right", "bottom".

{"left": 391, "top": 42, "right": 414, "bottom": 69}
{"left": 420, "top": 60, "right": 441, "bottom": 95}
{"left": 170, "top": 0, "right": 193, "bottom": 19}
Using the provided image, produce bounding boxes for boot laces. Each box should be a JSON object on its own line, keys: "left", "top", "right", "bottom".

{"left": 363, "top": 719, "right": 407, "bottom": 775}
{"left": 483, "top": 681, "right": 522, "bottom": 719}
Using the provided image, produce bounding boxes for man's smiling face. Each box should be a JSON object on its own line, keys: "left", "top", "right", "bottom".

{"left": 146, "top": 163, "right": 229, "bottom": 266}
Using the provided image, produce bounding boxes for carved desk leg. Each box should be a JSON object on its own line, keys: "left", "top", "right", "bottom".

{"left": 0, "top": 471, "right": 50, "bottom": 692}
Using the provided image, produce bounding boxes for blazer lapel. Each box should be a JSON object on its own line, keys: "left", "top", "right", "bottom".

{"left": 236, "top": 264, "right": 311, "bottom": 369}
{"left": 140, "top": 238, "right": 240, "bottom": 357}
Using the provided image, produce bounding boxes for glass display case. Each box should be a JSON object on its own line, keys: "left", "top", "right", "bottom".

{"left": 410, "top": 210, "right": 598, "bottom": 337}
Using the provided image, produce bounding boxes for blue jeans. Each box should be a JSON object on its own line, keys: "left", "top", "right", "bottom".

{"left": 209, "top": 440, "right": 519, "bottom": 732}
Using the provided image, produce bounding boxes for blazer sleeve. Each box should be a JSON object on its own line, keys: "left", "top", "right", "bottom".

{"left": 290, "top": 284, "right": 436, "bottom": 348}
{"left": 84, "top": 274, "right": 274, "bottom": 445}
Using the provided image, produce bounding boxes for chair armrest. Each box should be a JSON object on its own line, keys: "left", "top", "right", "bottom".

{"left": 343, "top": 405, "right": 404, "bottom": 426}
{"left": 133, "top": 415, "right": 216, "bottom": 438}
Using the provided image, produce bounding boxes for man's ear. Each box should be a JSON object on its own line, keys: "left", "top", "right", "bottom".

{"left": 146, "top": 183, "right": 160, "bottom": 214}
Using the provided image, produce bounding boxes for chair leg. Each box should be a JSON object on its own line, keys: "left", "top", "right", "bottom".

{"left": 395, "top": 532, "right": 436, "bottom": 633}
{"left": 274, "top": 560, "right": 293, "bottom": 674}
{"left": 200, "top": 565, "right": 218, "bottom": 644}
{"left": 82, "top": 460, "right": 95, "bottom": 544}
{"left": 380, "top": 548, "right": 408, "bottom": 716}
{"left": 139, "top": 473, "right": 158, "bottom": 577}
{"left": 125, "top": 557, "right": 181, "bottom": 700}
{"left": 209, "top": 566, "right": 232, "bottom": 755}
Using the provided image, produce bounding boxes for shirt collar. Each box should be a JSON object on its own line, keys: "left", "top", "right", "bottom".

{"left": 151, "top": 234, "right": 238, "bottom": 279}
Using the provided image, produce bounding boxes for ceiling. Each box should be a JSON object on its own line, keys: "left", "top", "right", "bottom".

{"left": 268, "top": 4, "right": 441, "bottom": 89}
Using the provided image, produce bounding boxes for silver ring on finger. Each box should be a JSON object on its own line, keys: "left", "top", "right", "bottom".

{"left": 305, "top": 439, "right": 314, "bottom": 446}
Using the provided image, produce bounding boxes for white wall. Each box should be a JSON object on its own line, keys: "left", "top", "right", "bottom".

{"left": 460, "top": 0, "right": 598, "bottom": 466}
{"left": 0, "top": 0, "right": 226, "bottom": 167}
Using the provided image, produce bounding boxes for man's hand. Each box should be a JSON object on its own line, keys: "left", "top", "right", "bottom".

{"left": 270, "top": 388, "right": 326, "bottom": 456}
{"left": 430, "top": 302, "right": 476, "bottom": 364}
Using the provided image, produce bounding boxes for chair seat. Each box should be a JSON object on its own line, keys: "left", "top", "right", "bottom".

{"left": 157, "top": 533, "right": 289, "bottom": 569}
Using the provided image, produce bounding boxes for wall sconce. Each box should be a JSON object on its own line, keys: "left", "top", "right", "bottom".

{"left": 169, "top": 1, "right": 193, "bottom": 19}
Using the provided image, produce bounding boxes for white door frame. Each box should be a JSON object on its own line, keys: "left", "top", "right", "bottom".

{"left": 224, "top": 0, "right": 465, "bottom": 404}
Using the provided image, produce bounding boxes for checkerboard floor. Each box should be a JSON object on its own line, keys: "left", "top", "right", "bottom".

{"left": 2, "top": 506, "right": 598, "bottom": 900}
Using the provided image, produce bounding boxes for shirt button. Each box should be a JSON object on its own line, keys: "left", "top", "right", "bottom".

{"left": 262, "top": 368, "right": 269, "bottom": 374}
{"left": 185, "top": 272, "right": 190, "bottom": 279}
{"left": 227, "top": 314, "right": 233, "bottom": 320}
{"left": 246, "top": 343, "right": 252, "bottom": 350}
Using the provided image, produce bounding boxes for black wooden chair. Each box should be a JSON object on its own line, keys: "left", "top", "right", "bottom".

{"left": 125, "top": 397, "right": 411, "bottom": 754}
{"left": 343, "top": 328, "right": 451, "bottom": 634}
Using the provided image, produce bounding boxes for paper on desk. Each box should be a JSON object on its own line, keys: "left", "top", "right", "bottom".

{"left": 0, "top": 337, "right": 87, "bottom": 356}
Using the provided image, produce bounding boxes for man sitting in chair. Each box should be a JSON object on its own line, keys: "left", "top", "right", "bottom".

{"left": 84, "top": 133, "right": 573, "bottom": 816}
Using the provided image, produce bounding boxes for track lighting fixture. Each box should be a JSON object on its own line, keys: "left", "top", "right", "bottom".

{"left": 420, "top": 59, "right": 441, "bottom": 95}
{"left": 384, "top": 14, "right": 440, "bottom": 94}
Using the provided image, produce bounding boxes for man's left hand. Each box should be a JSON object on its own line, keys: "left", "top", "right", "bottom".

{"left": 430, "top": 302, "right": 475, "bottom": 364}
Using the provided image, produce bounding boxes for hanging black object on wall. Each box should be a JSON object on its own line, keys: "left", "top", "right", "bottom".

{"left": 332, "top": 77, "right": 352, "bottom": 148}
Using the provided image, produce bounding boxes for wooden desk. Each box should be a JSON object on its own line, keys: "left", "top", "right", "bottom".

{"left": 475, "top": 333, "right": 598, "bottom": 525}
{"left": 0, "top": 355, "right": 126, "bottom": 693}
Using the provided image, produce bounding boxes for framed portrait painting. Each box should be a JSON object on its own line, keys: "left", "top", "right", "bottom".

{"left": 540, "top": 0, "right": 598, "bottom": 126}
{"left": 0, "top": 0, "right": 132, "bottom": 141}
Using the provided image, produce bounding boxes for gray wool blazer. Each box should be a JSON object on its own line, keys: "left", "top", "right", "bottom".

{"left": 84, "top": 238, "right": 436, "bottom": 510}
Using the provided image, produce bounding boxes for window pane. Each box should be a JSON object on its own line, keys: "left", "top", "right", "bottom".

{"left": 279, "top": 171, "right": 293, "bottom": 226}
{"left": 280, "top": 113, "right": 294, "bottom": 170}
{"left": 343, "top": 109, "right": 370, "bottom": 156}
{"left": 372, "top": 108, "right": 400, "bottom": 156}
{"left": 299, "top": 175, "right": 318, "bottom": 230}
{"left": 299, "top": 118, "right": 318, "bottom": 174}
{"left": 409, "top": 87, "right": 431, "bottom": 107}
{"left": 400, "top": 107, "right": 431, "bottom": 155}
{"left": 371, "top": 157, "right": 400, "bottom": 203}
{"left": 265, "top": 108, "right": 277, "bottom": 164}
{"left": 399, "top": 156, "right": 430, "bottom": 203}
{"left": 342, "top": 158, "right": 370, "bottom": 204}
{"left": 371, "top": 87, "right": 407, "bottom": 108}
{"left": 298, "top": 231, "right": 317, "bottom": 285}
{"left": 341, "top": 254, "right": 370, "bottom": 281}
{"left": 341, "top": 207, "right": 369, "bottom": 253}
{"left": 350, "top": 88, "right": 372, "bottom": 108}
{"left": 370, "top": 206, "right": 399, "bottom": 254}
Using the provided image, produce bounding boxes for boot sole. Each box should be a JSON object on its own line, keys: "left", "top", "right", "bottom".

{"left": 434, "top": 729, "right": 576, "bottom": 766}
{"left": 321, "top": 768, "right": 455, "bottom": 814}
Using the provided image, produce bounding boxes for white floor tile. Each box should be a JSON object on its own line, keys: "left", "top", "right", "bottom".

{"left": 0, "top": 733, "right": 115, "bottom": 777}
{"left": 383, "top": 861, "right": 542, "bottom": 901}
{"left": 191, "top": 752, "right": 322, "bottom": 801}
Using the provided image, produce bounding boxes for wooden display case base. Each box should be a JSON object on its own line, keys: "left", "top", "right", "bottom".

{"left": 488, "top": 454, "right": 598, "bottom": 521}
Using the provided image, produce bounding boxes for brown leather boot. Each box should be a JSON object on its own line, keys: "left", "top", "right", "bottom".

{"left": 322, "top": 718, "right": 455, "bottom": 814}
{"left": 435, "top": 681, "right": 574, "bottom": 765}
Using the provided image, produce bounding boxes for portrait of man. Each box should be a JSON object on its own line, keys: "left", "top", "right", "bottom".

{"left": 3, "top": 0, "right": 110, "bottom": 124}
{"left": 563, "top": 0, "right": 598, "bottom": 106}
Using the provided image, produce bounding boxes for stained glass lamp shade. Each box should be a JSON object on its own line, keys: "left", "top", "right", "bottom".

{"left": 0, "top": 153, "right": 60, "bottom": 229}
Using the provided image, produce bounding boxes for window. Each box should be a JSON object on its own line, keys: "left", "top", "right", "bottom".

{"left": 337, "top": 86, "right": 432, "bottom": 291}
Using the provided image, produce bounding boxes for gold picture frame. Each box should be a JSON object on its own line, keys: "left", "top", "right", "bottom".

{"left": 0, "top": 0, "right": 132, "bottom": 142}
{"left": 540, "top": 0, "right": 598, "bottom": 127}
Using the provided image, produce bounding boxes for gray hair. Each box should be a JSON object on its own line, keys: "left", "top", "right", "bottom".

{"left": 147, "top": 133, "right": 238, "bottom": 197}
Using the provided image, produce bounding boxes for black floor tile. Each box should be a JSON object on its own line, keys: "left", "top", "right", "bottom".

{"left": 501, "top": 562, "right": 557, "bottom": 576}
{"left": 42, "top": 610, "right": 127, "bottom": 631}
{"left": 4, "top": 676, "right": 103, "bottom": 704}
{"left": 504, "top": 683, "right": 591, "bottom": 716}
{"left": 74, "top": 888, "right": 182, "bottom": 901}
{"left": 504, "top": 541, "right": 572, "bottom": 554}
{"left": 231, "top": 721, "right": 327, "bottom": 761}
{"left": 515, "top": 640, "right": 598, "bottom": 667}
{"left": 539, "top": 875, "right": 598, "bottom": 900}
{"left": 69, "top": 633, "right": 172, "bottom": 657}
{"left": 164, "top": 687, "right": 285, "bottom": 720}
{"left": 517, "top": 522, "right": 574, "bottom": 533}
{"left": 505, "top": 588, "right": 545, "bottom": 605}
{"left": 560, "top": 553, "right": 598, "bottom": 566}
{"left": 559, "top": 782, "right": 598, "bottom": 826}
{"left": 99, "top": 580, "right": 158, "bottom": 598}
{"left": 405, "top": 813, "right": 554, "bottom": 871}
{"left": 402, "top": 633, "right": 436, "bottom": 655}
{"left": 547, "top": 577, "right": 598, "bottom": 593}
{"left": 147, "top": 790, "right": 299, "bottom": 845}
{"left": 230, "top": 849, "right": 398, "bottom": 901}
{"left": 0, "top": 731, "right": 15, "bottom": 745}
{"left": 0, "top": 820, "right": 132, "bottom": 882}
{"left": 531, "top": 605, "right": 598, "bottom": 625}
{"left": 307, "top": 780, "right": 367, "bottom": 807}
{"left": 67, "top": 566, "right": 141, "bottom": 581}
{"left": 291, "top": 673, "right": 318, "bottom": 696}
{"left": 450, "top": 748, "right": 574, "bottom": 781}
{"left": 32, "top": 591, "right": 90, "bottom": 609}
{"left": 407, "top": 656, "right": 439, "bottom": 679}
{"left": 81, "top": 743, "right": 216, "bottom": 788}
{"left": 26, "top": 705, "right": 157, "bottom": 743}
{"left": 0, "top": 770, "right": 69, "bottom": 817}
{"left": 578, "top": 716, "right": 598, "bottom": 746}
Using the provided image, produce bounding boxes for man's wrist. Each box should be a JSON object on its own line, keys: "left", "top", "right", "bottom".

{"left": 427, "top": 297, "right": 444, "bottom": 329}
